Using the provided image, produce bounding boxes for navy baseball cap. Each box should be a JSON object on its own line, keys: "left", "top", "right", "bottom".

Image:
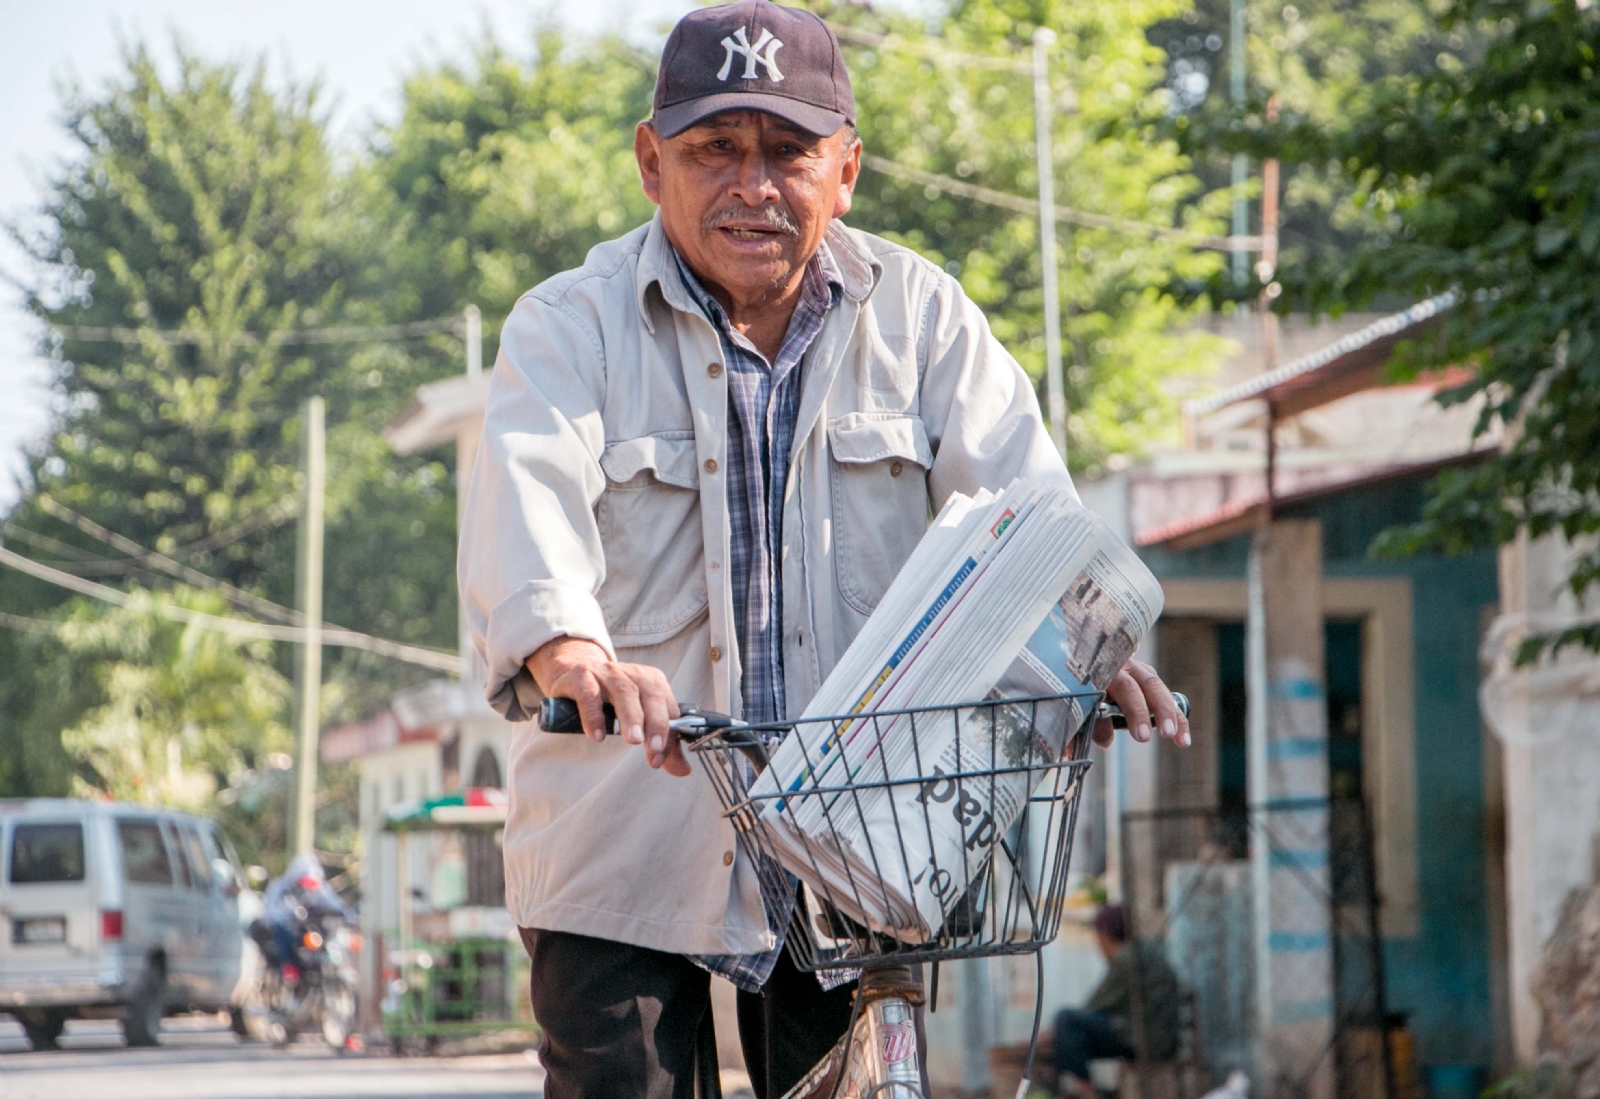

{"left": 653, "top": 0, "right": 856, "bottom": 139}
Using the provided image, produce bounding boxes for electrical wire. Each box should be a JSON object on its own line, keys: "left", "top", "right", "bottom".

{"left": 0, "top": 610, "right": 62, "bottom": 637}
{"left": 48, "top": 315, "right": 464, "bottom": 347}
{"left": 173, "top": 494, "right": 299, "bottom": 556}
{"left": 39, "top": 496, "right": 303, "bottom": 626}
{"left": 2, "top": 522, "right": 109, "bottom": 563}
{"left": 0, "top": 546, "right": 460, "bottom": 673}
{"left": 861, "top": 154, "right": 1259, "bottom": 253}
{"left": 831, "top": 23, "right": 1034, "bottom": 73}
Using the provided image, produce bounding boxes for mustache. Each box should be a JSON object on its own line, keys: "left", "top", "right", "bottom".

{"left": 702, "top": 203, "right": 799, "bottom": 236}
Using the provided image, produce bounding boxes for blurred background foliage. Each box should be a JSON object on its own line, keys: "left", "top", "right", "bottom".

{"left": 1321, "top": 0, "right": 1600, "bottom": 653}
{"left": 823, "top": 0, "right": 1231, "bottom": 466}
{"left": 12, "top": 0, "right": 1583, "bottom": 865}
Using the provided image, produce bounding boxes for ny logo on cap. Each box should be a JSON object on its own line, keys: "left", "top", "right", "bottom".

{"left": 717, "top": 26, "right": 784, "bottom": 83}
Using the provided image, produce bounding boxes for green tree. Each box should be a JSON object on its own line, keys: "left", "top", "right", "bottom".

{"left": 6, "top": 589, "right": 296, "bottom": 868}
{"left": 3, "top": 42, "right": 460, "bottom": 798}
{"left": 360, "top": 29, "right": 658, "bottom": 364}
{"left": 56, "top": 589, "right": 291, "bottom": 806}
{"left": 1321, "top": 0, "right": 1600, "bottom": 648}
{"left": 822, "top": 0, "right": 1230, "bottom": 469}
{"left": 1154, "top": 0, "right": 1442, "bottom": 298}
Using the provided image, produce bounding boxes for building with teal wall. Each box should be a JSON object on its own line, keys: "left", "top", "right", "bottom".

{"left": 1134, "top": 467, "right": 1505, "bottom": 1073}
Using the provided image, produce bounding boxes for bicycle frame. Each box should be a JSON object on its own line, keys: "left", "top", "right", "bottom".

{"left": 781, "top": 967, "right": 924, "bottom": 1099}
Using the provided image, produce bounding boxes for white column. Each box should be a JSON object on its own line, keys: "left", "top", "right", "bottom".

{"left": 1248, "top": 520, "right": 1333, "bottom": 1098}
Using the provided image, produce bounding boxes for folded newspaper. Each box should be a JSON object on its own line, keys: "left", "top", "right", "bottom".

{"left": 748, "top": 479, "right": 1164, "bottom": 941}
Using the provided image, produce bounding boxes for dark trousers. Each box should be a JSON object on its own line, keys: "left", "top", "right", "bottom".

{"left": 1053, "top": 1009, "right": 1135, "bottom": 1083}
{"left": 520, "top": 927, "right": 855, "bottom": 1099}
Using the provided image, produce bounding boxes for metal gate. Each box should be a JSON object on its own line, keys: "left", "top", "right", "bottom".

{"left": 1119, "top": 797, "right": 1393, "bottom": 1099}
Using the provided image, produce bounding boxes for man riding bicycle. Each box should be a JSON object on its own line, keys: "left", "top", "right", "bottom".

{"left": 457, "top": 3, "right": 1190, "bottom": 1095}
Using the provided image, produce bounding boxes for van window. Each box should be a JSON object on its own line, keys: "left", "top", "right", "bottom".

{"left": 9, "top": 822, "right": 86, "bottom": 884}
{"left": 179, "top": 824, "right": 213, "bottom": 890}
{"left": 117, "top": 820, "right": 173, "bottom": 885}
{"left": 198, "top": 825, "right": 237, "bottom": 883}
{"left": 161, "top": 821, "right": 192, "bottom": 888}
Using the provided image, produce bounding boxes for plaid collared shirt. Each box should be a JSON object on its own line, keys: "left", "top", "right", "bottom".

{"left": 673, "top": 243, "right": 843, "bottom": 993}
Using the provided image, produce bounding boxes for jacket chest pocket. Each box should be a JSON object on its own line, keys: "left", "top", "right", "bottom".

{"left": 827, "top": 413, "right": 934, "bottom": 615}
{"left": 596, "top": 433, "right": 709, "bottom": 643}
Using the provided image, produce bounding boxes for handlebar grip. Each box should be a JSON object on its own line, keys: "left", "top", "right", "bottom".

{"left": 538, "top": 697, "right": 615, "bottom": 735}
{"left": 1102, "top": 691, "right": 1190, "bottom": 730}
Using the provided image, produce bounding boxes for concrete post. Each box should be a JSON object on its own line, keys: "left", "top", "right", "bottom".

{"left": 1248, "top": 520, "right": 1334, "bottom": 1098}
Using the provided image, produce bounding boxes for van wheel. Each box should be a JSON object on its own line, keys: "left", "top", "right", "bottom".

{"left": 22, "top": 1010, "right": 67, "bottom": 1050}
{"left": 123, "top": 972, "right": 165, "bottom": 1047}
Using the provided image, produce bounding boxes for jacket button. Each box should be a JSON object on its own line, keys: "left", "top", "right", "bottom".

{"left": 890, "top": 460, "right": 904, "bottom": 477}
{"left": 704, "top": 458, "right": 718, "bottom": 474}
{"left": 708, "top": 363, "right": 722, "bottom": 378}
{"left": 709, "top": 646, "right": 722, "bottom": 662}
{"left": 723, "top": 850, "right": 734, "bottom": 867}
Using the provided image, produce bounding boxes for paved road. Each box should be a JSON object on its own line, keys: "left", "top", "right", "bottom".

{"left": 0, "top": 1015, "right": 545, "bottom": 1099}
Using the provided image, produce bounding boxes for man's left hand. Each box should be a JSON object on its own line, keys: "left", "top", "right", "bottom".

{"left": 1095, "top": 658, "right": 1191, "bottom": 749}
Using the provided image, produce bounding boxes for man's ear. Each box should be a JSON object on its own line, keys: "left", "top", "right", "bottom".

{"left": 636, "top": 121, "right": 663, "bottom": 206}
{"left": 832, "top": 133, "right": 861, "bottom": 219}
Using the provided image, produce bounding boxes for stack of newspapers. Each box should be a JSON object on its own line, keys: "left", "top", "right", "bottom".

{"left": 748, "top": 479, "right": 1164, "bottom": 941}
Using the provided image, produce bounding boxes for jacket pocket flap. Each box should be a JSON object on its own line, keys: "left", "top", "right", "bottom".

{"left": 599, "top": 433, "right": 700, "bottom": 489}
{"left": 827, "top": 413, "right": 933, "bottom": 468}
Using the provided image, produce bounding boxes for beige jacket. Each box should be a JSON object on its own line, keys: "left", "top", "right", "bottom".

{"left": 459, "top": 212, "right": 1077, "bottom": 955}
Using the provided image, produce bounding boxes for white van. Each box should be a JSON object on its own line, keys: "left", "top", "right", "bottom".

{"left": 0, "top": 799, "right": 248, "bottom": 1048}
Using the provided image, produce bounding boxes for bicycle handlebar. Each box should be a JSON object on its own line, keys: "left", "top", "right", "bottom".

{"left": 536, "top": 692, "right": 1189, "bottom": 739}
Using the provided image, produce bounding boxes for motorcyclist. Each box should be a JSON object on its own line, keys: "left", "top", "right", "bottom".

{"left": 261, "top": 853, "right": 353, "bottom": 980}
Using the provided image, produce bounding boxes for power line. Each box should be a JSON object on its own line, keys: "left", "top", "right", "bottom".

{"left": 2, "top": 522, "right": 108, "bottom": 563}
{"left": 0, "top": 546, "right": 459, "bottom": 673}
{"left": 0, "top": 610, "right": 61, "bottom": 637}
{"left": 830, "top": 24, "right": 1034, "bottom": 73}
{"left": 172, "top": 495, "right": 299, "bottom": 557}
{"left": 861, "top": 154, "right": 1260, "bottom": 253}
{"left": 39, "top": 496, "right": 302, "bottom": 626}
{"left": 48, "top": 315, "right": 463, "bottom": 347}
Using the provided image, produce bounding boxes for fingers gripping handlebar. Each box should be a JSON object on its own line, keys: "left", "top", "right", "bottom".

{"left": 536, "top": 697, "right": 770, "bottom": 768}
{"left": 536, "top": 697, "right": 742, "bottom": 740}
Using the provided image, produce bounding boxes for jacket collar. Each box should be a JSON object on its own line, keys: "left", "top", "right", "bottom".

{"left": 635, "top": 210, "right": 879, "bottom": 333}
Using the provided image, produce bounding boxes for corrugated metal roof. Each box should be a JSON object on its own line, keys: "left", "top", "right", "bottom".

{"left": 1136, "top": 448, "right": 1487, "bottom": 551}
{"left": 1186, "top": 291, "right": 1458, "bottom": 418}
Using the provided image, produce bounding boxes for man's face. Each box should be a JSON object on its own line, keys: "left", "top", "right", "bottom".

{"left": 636, "top": 110, "right": 860, "bottom": 303}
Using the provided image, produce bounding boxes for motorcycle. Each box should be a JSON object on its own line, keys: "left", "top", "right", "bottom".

{"left": 249, "top": 908, "right": 360, "bottom": 1051}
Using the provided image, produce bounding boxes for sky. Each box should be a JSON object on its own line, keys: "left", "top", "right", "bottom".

{"left": 0, "top": 0, "right": 702, "bottom": 506}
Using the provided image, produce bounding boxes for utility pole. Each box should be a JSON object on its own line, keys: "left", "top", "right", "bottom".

{"left": 292, "top": 396, "right": 326, "bottom": 856}
{"left": 460, "top": 304, "right": 483, "bottom": 685}
{"left": 1032, "top": 26, "right": 1067, "bottom": 455}
{"left": 464, "top": 304, "right": 483, "bottom": 379}
{"left": 1259, "top": 98, "right": 1283, "bottom": 504}
{"left": 1230, "top": 0, "right": 1250, "bottom": 288}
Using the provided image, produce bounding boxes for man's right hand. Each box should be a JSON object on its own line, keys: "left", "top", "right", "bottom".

{"left": 525, "top": 637, "right": 689, "bottom": 776}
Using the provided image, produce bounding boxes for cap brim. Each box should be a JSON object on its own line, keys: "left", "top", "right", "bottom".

{"left": 654, "top": 92, "right": 849, "bottom": 139}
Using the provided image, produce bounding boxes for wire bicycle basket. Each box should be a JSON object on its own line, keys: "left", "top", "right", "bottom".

{"left": 688, "top": 689, "right": 1102, "bottom": 972}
